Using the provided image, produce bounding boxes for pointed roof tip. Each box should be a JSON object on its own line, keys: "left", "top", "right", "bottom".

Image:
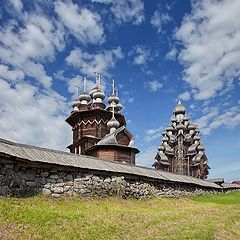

{"left": 173, "top": 97, "right": 186, "bottom": 114}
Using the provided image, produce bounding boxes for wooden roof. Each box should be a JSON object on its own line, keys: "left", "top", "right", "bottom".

{"left": 0, "top": 138, "right": 221, "bottom": 189}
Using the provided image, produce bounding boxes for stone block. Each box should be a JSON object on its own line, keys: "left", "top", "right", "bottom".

{"left": 51, "top": 187, "right": 64, "bottom": 194}
{"left": 66, "top": 174, "right": 73, "bottom": 181}
{"left": 26, "top": 181, "right": 36, "bottom": 188}
{"left": 42, "top": 188, "right": 51, "bottom": 195}
{"left": 5, "top": 164, "right": 14, "bottom": 169}
{"left": 24, "top": 169, "right": 36, "bottom": 181}
{"left": 47, "top": 179, "right": 56, "bottom": 183}
{"left": 50, "top": 174, "right": 59, "bottom": 179}
{"left": 41, "top": 172, "right": 49, "bottom": 178}
{"left": 56, "top": 178, "right": 63, "bottom": 183}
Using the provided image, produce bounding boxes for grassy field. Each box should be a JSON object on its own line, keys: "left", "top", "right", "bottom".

{"left": 0, "top": 192, "right": 239, "bottom": 240}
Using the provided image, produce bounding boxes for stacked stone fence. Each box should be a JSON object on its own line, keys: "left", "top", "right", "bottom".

{"left": 0, "top": 157, "right": 222, "bottom": 199}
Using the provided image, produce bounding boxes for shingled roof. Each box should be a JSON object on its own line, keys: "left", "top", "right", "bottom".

{"left": 0, "top": 138, "right": 221, "bottom": 189}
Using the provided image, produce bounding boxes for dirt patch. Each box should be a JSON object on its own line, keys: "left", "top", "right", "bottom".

{"left": 0, "top": 221, "right": 30, "bottom": 240}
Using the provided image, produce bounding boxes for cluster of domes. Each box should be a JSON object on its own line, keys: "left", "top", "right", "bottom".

{"left": 154, "top": 99, "right": 209, "bottom": 179}
{"left": 71, "top": 74, "right": 123, "bottom": 114}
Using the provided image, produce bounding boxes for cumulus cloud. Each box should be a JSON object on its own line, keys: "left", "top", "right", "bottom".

{"left": 92, "top": 0, "right": 145, "bottom": 25}
{"left": 9, "top": 0, "right": 23, "bottom": 12}
{"left": 67, "top": 75, "right": 98, "bottom": 97}
{"left": 66, "top": 47, "right": 123, "bottom": 75}
{"left": 145, "top": 80, "right": 163, "bottom": 92}
{"left": 130, "top": 45, "right": 151, "bottom": 65}
{"left": 0, "top": 79, "right": 71, "bottom": 150}
{"left": 0, "top": 12, "right": 65, "bottom": 88}
{"left": 194, "top": 106, "right": 240, "bottom": 135}
{"left": 151, "top": 10, "right": 171, "bottom": 33}
{"left": 54, "top": 0, "right": 104, "bottom": 44}
{"left": 0, "top": 64, "right": 25, "bottom": 82}
{"left": 175, "top": 0, "right": 240, "bottom": 100}
{"left": 179, "top": 91, "right": 191, "bottom": 101}
{"left": 165, "top": 48, "right": 177, "bottom": 60}
{"left": 144, "top": 126, "right": 163, "bottom": 142}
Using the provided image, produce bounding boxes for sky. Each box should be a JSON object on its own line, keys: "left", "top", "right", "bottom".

{"left": 0, "top": 0, "right": 239, "bottom": 182}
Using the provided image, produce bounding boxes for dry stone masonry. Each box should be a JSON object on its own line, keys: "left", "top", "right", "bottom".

{"left": 0, "top": 158, "right": 217, "bottom": 199}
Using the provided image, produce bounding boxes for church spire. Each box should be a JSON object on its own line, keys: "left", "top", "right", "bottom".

{"left": 72, "top": 86, "right": 80, "bottom": 112}
{"left": 88, "top": 71, "right": 105, "bottom": 103}
{"left": 79, "top": 76, "right": 91, "bottom": 105}
{"left": 108, "top": 79, "right": 123, "bottom": 112}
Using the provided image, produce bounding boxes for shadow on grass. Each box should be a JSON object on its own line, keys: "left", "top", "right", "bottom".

{"left": 188, "top": 191, "right": 240, "bottom": 205}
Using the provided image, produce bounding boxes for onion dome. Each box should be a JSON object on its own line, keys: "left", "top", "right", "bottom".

{"left": 173, "top": 100, "right": 186, "bottom": 115}
{"left": 89, "top": 86, "right": 98, "bottom": 98}
{"left": 193, "top": 134, "right": 201, "bottom": 141}
{"left": 116, "top": 102, "right": 123, "bottom": 112}
{"left": 195, "top": 128, "right": 200, "bottom": 133}
{"left": 183, "top": 115, "right": 189, "bottom": 121}
{"left": 79, "top": 92, "right": 91, "bottom": 105}
{"left": 162, "top": 135, "right": 168, "bottom": 142}
{"left": 93, "top": 88, "right": 105, "bottom": 103}
{"left": 158, "top": 145, "right": 165, "bottom": 151}
{"left": 107, "top": 116, "right": 120, "bottom": 134}
{"left": 171, "top": 116, "right": 177, "bottom": 122}
{"left": 197, "top": 143, "right": 205, "bottom": 151}
{"left": 72, "top": 98, "right": 80, "bottom": 112}
{"left": 108, "top": 95, "right": 120, "bottom": 105}
{"left": 188, "top": 124, "right": 197, "bottom": 130}
{"left": 165, "top": 126, "right": 175, "bottom": 132}
{"left": 176, "top": 123, "right": 185, "bottom": 130}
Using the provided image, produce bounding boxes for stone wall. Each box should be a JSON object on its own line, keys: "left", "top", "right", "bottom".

{"left": 0, "top": 157, "right": 218, "bottom": 198}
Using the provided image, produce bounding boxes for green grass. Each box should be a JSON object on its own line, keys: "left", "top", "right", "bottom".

{"left": 0, "top": 191, "right": 240, "bottom": 240}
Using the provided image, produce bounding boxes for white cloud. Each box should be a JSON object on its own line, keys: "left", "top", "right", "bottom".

{"left": 9, "top": 0, "right": 23, "bottom": 12}
{"left": 130, "top": 45, "right": 151, "bottom": 65}
{"left": 54, "top": 1, "right": 104, "bottom": 44}
{"left": 190, "top": 104, "right": 195, "bottom": 110}
{"left": 175, "top": 0, "right": 240, "bottom": 100}
{"left": 92, "top": 0, "right": 145, "bottom": 25}
{"left": 144, "top": 126, "right": 163, "bottom": 142}
{"left": 0, "top": 79, "right": 71, "bottom": 150}
{"left": 179, "top": 91, "right": 191, "bottom": 101}
{"left": 145, "top": 80, "right": 163, "bottom": 92}
{"left": 151, "top": 10, "right": 171, "bottom": 33}
{"left": 165, "top": 48, "right": 177, "bottom": 60}
{"left": 0, "top": 12, "right": 65, "bottom": 88}
{"left": 66, "top": 47, "right": 123, "bottom": 75}
{"left": 0, "top": 64, "right": 25, "bottom": 82}
{"left": 67, "top": 75, "right": 97, "bottom": 97}
{"left": 194, "top": 105, "right": 240, "bottom": 135}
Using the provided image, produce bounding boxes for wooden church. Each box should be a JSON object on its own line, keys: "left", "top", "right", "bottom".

{"left": 66, "top": 72, "right": 209, "bottom": 179}
{"left": 65, "top": 73, "right": 139, "bottom": 165}
{"left": 153, "top": 100, "right": 210, "bottom": 179}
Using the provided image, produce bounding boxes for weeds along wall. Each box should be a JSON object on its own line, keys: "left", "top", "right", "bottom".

{"left": 0, "top": 157, "right": 220, "bottom": 199}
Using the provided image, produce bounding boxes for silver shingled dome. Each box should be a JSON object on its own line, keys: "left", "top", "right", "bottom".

{"left": 197, "top": 143, "right": 205, "bottom": 151}
{"left": 79, "top": 92, "right": 91, "bottom": 102}
{"left": 108, "top": 95, "right": 120, "bottom": 104}
{"left": 72, "top": 98, "right": 80, "bottom": 108}
{"left": 107, "top": 117, "right": 120, "bottom": 129}
{"left": 93, "top": 88, "right": 105, "bottom": 100}
{"left": 173, "top": 100, "right": 186, "bottom": 115}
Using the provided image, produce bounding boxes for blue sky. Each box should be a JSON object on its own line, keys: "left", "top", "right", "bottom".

{"left": 0, "top": 0, "right": 239, "bottom": 182}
